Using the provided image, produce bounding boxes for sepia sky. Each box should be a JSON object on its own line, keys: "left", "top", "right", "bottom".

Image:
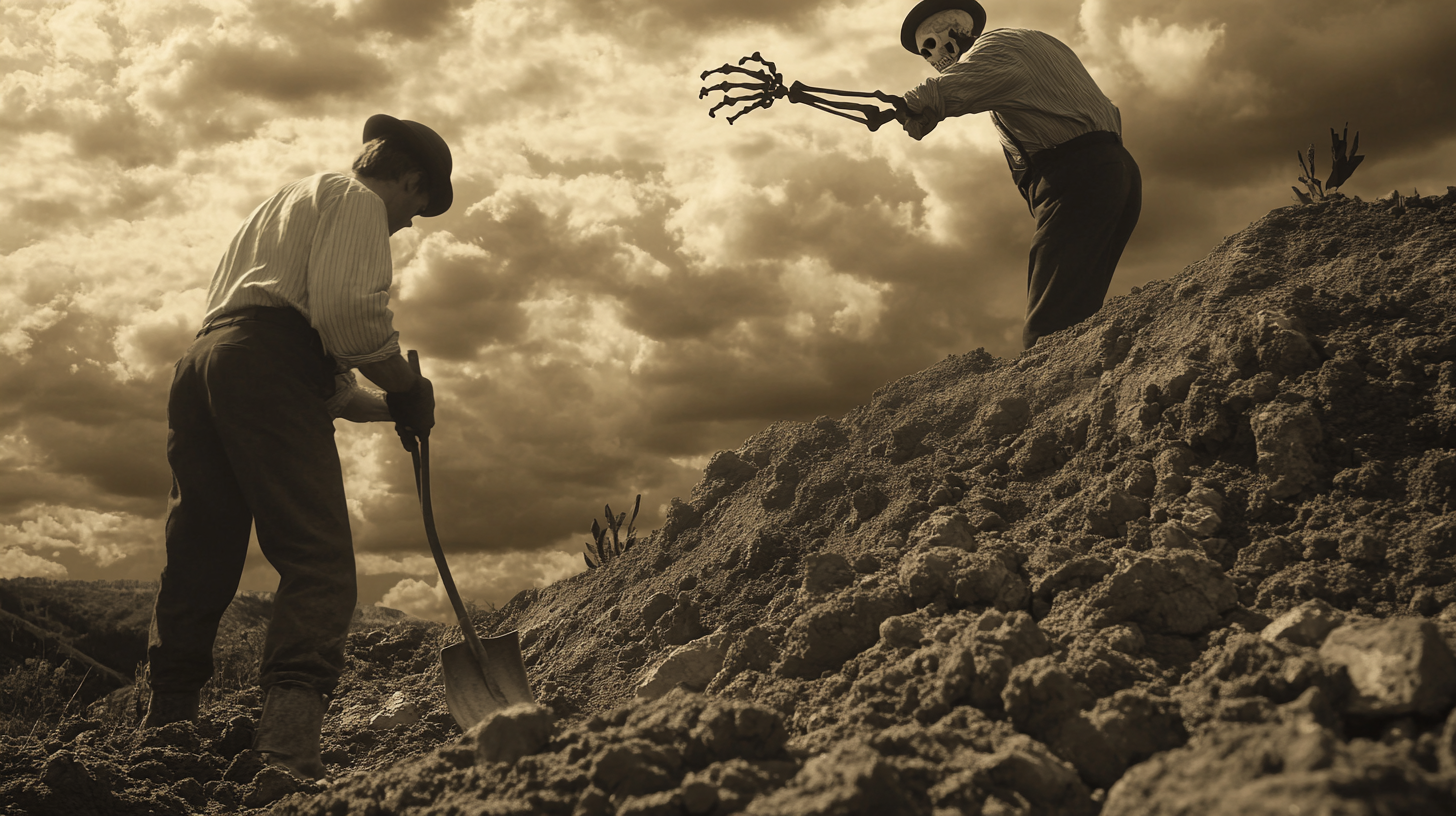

{"left": 3, "top": 0, "right": 1454, "bottom": 621}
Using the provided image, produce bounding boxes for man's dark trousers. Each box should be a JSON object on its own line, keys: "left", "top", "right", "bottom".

{"left": 148, "top": 308, "right": 356, "bottom": 696}
{"left": 1022, "top": 141, "right": 1142, "bottom": 349}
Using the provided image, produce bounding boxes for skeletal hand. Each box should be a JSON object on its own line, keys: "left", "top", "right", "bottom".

{"left": 698, "top": 52, "right": 786, "bottom": 125}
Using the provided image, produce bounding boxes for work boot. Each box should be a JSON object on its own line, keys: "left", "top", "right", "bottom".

{"left": 253, "top": 683, "right": 328, "bottom": 780}
{"left": 142, "top": 690, "right": 199, "bottom": 728}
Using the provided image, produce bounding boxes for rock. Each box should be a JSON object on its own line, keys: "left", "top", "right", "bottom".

{"left": 1085, "top": 689, "right": 1187, "bottom": 774}
{"left": 589, "top": 739, "right": 682, "bottom": 798}
{"left": 468, "top": 703, "right": 553, "bottom": 765}
{"left": 641, "top": 592, "right": 675, "bottom": 628}
{"left": 367, "top": 691, "right": 422, "bottom": 731}
{"left": 951, "top": 550, "right": 1030, "bottom": 612}
{"left": 1002, "top": 657, "right": 1094, "bottom": 737}
{"left": 898, "top": 546, "right": 971, "bottom": 606}
{"left": 850, "top": 484, "right": 888, "bottom": 522}
{"left": 742, "top": 739, "right": 917, "bottom": 815}
{"left": 715, "top": 626, "right": 778, "bottom": 681}
{"left": 683, "top": 758, "right": 797, "bottom": 814}
{"left": 1260, "top": 598, "right": 1346, "bottom": 647}
{"left": 1103, "top": 720, "right": 1456, "bottom": 816}
{"left": 223, "top": 749, "right": 265, "bottom": 784}
{"left": 1032, "top": 556, "right": 1115, "bottom": 604}
{"left": 1047, "top": 548, "right": 1237, "bottom": 636}
{"left": 776, "top": 585, "right": 911, "bottom": 678}
{"left": 617, "top": 790, "right": 685, "bottom": 816}
{"left": 637, "top": 633, "right": 731, "bottom": 699}
{"left": 1440, "top": 707, "right": 1456, "bottom": 775}
{"left": 932, "top": 734, "right": 1094, "bottom": 815}
{"left": 1253, "top": 312, "right": 1321, "bottom": 377}
{"left": 1151, "top": 521, "right": 1197, "bottom": 550}
{"left": 243, "top": 765, "right": 307, "bottom": 808}
{"left": 1182, "top": 632, "right": 1350, "bottom": 728}
{"left": 702, "top": 449, "right": 757, "bottom": 485}
{"left": 662, "top": 498, "right": 703, "bottom": 538}
{"left": 907, "top": 510, "right": 976, "bottom": 552}
{"left": 1104, "top": 488, "right": 1150, "bottom": 527}
{"left": 1337, "top": 530, "right": 1385, "bottom": 566}
{"left": 681, "top": 780, "right": 719, "bottom": 815}
{"left": 1181, "top": 505, "right": 1222, "bottom": 538}
{"left": 691, "top": 698, "right": 790, "bottom": 763}
{"left": 801, "top": 552, "right": 854, "bottom": 595}
{"left": 1250, "top": 401, "right": 1323, "bottom": 498}
{"left": 980, "top": 396, "right": 1031, "bottom": 438}
{"left": 1319, "top": 618, "right": 1456, "bottom": 716}
{"left": 878, "top": 615, "right": 923, "bottom": 648}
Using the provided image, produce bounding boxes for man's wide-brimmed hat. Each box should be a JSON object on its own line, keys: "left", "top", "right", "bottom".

{"left": 901, "top": 0, "right": 987, "bottom": 54}
{"left": 362, "top": 114, "right": 453, "bottom": 218}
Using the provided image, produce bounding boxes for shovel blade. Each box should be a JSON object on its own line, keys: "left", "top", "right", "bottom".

{"left": 440, "top": 630, "right": 535, "bottom": 731}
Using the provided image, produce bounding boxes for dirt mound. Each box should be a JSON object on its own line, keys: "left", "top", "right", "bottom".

{"left": 4, "top": 189, "right": 1456, "bottom": 814}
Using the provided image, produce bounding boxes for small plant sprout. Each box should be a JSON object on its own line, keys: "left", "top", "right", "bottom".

{"left": 584, "top": 494, "right": 641, "bottom": 570}
{"left": 1293, "top": 123, "right": 1365, "bottom": 203}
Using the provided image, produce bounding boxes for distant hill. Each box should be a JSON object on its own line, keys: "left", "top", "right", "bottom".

{"left": 0, "top": 577, "right": 423, "bottom": 683}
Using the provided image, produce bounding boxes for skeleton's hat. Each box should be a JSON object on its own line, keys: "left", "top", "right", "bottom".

{"left": 901, "top": 0, "right": 987, "bottom": 54}
{"left": 363, "top": 114, "right": 454, "bottom": 217}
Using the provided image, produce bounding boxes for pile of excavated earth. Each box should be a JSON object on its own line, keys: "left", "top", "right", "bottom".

{"left": 4, "top": 188, "right": 1456, "bottom": 815}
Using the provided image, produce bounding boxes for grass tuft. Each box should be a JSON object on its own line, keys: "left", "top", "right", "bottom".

{"left": 583, "top": 494, "right": 641, "bottom": 570}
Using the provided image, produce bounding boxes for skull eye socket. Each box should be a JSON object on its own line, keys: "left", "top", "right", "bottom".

{"left": 921, "top": 37, "right": 937, "bottom": 55}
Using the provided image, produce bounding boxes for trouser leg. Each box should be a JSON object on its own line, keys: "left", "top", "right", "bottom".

{"left": 1022, "top": 144, "right": 1142, "bottom": 349}
{"left": 149, "top": 319, "right": 355, "bottom": 698}
{"left": 147, "top": 348, "right": 256, "bottom": 694}
{"left": 199, "top": 323, "right": 357, "bottom": 696}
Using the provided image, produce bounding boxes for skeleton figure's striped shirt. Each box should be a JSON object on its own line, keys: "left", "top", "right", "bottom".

{"left": 903, "top": 27, "right": 1123, "bottom": 166}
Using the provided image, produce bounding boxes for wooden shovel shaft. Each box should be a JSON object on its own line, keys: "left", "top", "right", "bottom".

{"left": 406, "top": 351, "right": 508, "bottom": 707}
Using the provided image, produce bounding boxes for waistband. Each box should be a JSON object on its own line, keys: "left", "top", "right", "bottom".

{"left": 197, "top": 306, "right": 312, "bottom": 337}
{"left": 1025, "top": 131, "right": 1122, "bottom": 176}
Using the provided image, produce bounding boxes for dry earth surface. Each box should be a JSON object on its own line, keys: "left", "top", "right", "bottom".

{"left": 4, "top": 189, "right": 1456, "bottom": 815}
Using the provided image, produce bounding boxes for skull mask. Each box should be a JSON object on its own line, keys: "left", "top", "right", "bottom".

{"left": 915, "top": 9, "right": 978, "bottom": 73}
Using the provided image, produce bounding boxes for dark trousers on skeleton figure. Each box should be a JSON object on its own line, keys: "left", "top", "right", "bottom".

{"left": 1017, "top": 137, "right": 1142, "bottom": 350}
{"left": 147, "top": 308, "right": 354, "bottom": 778}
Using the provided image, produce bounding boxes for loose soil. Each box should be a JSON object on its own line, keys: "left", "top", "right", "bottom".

{"left": 3, "top": 190, "right": 1456, "bottom": 815}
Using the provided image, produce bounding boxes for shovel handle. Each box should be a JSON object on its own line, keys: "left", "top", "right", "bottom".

{"left": 405, "top": 350, "right": 508, "bottom": 706}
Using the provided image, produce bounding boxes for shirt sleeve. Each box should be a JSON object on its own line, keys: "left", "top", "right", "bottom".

{"left": 308, "top": 184, "right": 401, "bottom": 367}
{"left": 903, "top": 31, "right": 1032, "bottom": 130}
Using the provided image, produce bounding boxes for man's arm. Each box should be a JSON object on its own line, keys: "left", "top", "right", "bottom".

{"left": 358, "top": 353, "right": 419, "bottom": 393}
{"left": 361, "top": 352, "right": 435, "bottom": 436}
{"left": 334, "top": 384, "right": 392, "bottom": 423}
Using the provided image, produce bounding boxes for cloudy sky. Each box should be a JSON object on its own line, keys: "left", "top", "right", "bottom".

{"left": 3, "top": 0, "right": 1453, "bottom": 621}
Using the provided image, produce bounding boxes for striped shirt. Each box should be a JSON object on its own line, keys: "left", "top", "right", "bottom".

{"left": 903, "top": 28, "right": 1122, "bottom": 168}
{"left": 205, "top": 172, "right": 401, "bottom": 370}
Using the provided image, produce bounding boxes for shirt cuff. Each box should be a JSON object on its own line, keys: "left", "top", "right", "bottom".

{"left": 325, "top": 370, "right": 358, "bottom": 418}
{"left": 329, "top": 330, "right": 401, "bottom": 369}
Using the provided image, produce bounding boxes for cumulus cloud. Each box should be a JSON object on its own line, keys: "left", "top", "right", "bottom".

{"left": 378, "top": 548, "right": 582, "bottom": 621}
{"left": 0, "top": 504, "right": 156, "bottom": 567}
{"left": 0, "top": 547, "right": 68, "bottom": 580}
{"left": 5, "top": 0, "right": 1455, "bottom": 610}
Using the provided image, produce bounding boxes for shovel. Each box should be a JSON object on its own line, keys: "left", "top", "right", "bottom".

{"left": 401, "top": 350, "right": 536, "bottom": 731}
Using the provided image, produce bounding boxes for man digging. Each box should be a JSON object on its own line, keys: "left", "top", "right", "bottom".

{"left": 143, "top": 115, "right": 452, "bottom": 781}
{"left": 898, "top": 0, "right": 1142, "bottom": 349}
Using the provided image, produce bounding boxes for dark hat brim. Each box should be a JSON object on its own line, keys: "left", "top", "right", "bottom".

{"left": 363, "top": 114, "right": 454, "bottom": 218}
{"left": 901, "top": 0, "right": 987, "bottom": 54}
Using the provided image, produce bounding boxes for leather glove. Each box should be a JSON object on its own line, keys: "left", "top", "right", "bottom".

{"left": 386, "top": 376, "right": 435, "bottom": 444}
